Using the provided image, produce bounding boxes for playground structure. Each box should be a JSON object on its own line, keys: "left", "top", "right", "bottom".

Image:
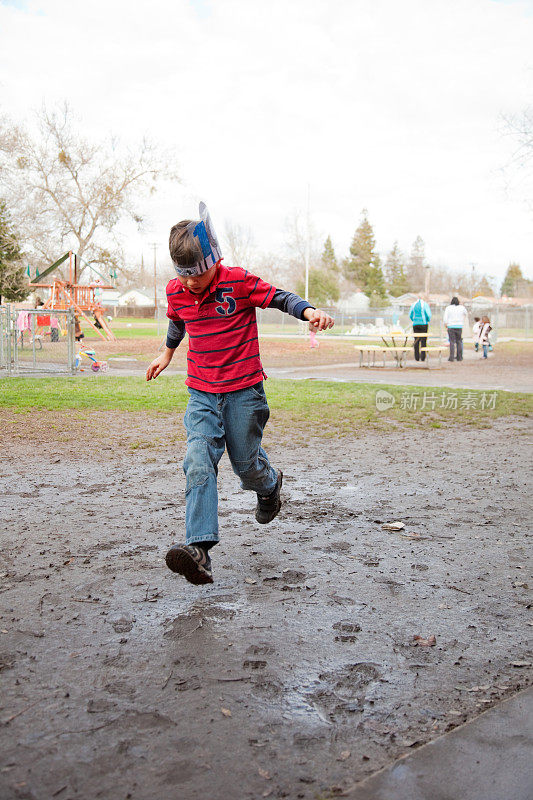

{"left": 29, "top": 252, "right": 117, "bottom": 341}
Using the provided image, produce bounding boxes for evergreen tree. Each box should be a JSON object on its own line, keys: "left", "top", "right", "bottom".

{"left": 296, "top": 234, "right": 340, "bottom": 305}
{"left": 384, "top": 241, "right": 409, "bottom": 296}
{"left": 364, "top": 262, "right": 387, "bottom": 303}
{"left": 407, "top": 236, "right": 427, "bottom": 292}
{"left": 296, "top": 269, "right": 339, "bottom": 306}
{"left": 0, "top": 201, "right": 27, "bottom": 304}
{"left": 343, "top": 209, "right": 387, "bottom": 301}
{"left": 473, "top": 275, "right": 495, "bottom": 297}
{"left": 321, "top": 235, "right": 338, "bottom": 272}
{"left": 501, "top": 263, "right": 524, "bottom": 296}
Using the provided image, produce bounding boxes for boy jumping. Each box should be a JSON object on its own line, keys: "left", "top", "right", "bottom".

{"left": 146, "top": 203, "right": 334, "bottom": 585}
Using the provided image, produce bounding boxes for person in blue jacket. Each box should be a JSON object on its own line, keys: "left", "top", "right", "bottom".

{"left": 409, "top": 298, "right": 432, "bottom": 361}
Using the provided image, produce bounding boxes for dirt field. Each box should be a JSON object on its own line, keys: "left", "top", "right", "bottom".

{"left": 1, "top": 408, "right": 532, "bottom": 800}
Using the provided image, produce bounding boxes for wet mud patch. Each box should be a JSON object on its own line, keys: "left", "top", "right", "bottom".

{"left": 0, "top": 415, "right": 532, "bottom": 799}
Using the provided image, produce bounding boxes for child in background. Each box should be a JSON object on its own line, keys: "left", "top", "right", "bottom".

{"left": 478, "top": 316, "right": 492, "bottom": 359}
{"left": 472, "top": 317, "right": 481, "bottom": 352}
{"left": 74, "top": 315, "right": 84, "bottom": 342}
{"left": 50, "top": 316, "right": 60, "bottom": 342}
{"left": 146, "top": 203, "right": 334, "bottom": 585}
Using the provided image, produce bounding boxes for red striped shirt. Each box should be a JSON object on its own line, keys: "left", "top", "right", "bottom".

{"left": 166, "top": 263, "right": 276, "bottom": 393}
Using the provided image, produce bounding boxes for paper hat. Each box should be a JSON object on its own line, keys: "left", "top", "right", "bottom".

{"left": 173, "top": 201, "right": 223, "bottom": 277}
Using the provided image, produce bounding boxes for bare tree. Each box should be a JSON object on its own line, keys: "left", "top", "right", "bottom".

{"left": 0, "top": 103, "right": 176, "bottom": 279}
{"left": 503, "top": 107, "right": 533, "bottom": 169}
{"left": 223, "top": 221, "right": 255, "bottom": 268}
{"left": 253, "top": 251, "right": 290, "bottom": 289}
{"left": 501, "top": 107, "right": 533, "bottom": 214}
{"left": 283, "top": 210, "right": 322, "bottom": 291}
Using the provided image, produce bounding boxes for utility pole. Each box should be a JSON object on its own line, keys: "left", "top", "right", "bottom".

{"left": 305, "top": 184, "right": 310, "bottom": 302}
{"left": 424, "top": 264, "right": 431, "bottom": 297}
{"left": 470, "top": 262, "right": 477, "bottom": 298}
{"left": 149, "top": 243, "right": 158, "bottom": 318}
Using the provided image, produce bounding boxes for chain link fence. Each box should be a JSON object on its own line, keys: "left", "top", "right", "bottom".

{"left": 0, "top": 306, "right": 76, "bottom": 376}
{"left": 255, "top": 303, "right": 532, "bottom": 339}
{"left": 147, "top": 302, "right": 532, "bottom": 339}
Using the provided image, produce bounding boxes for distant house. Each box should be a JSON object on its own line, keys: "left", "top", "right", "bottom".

{"left": 428, "top": 293, "right": 459, "bottom": 305}
{"left": 336, "top": 290, "right": 370, "bottom": 311}
{"left": 471, "top": 295, "right": 495, "bottom": 309}
{"left": 499, "top": 295, "right": 533, "bottom": 307}
{"left": 99, "top": 288, "right": 121, "bottom": 308}
{"left": 389, "top": 292, "right": 420, "bottom": 308}
{"left": 118, "top": 289, "right": 154, "bottom": 307}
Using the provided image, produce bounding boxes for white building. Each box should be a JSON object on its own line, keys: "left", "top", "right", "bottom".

{"left": 117, "top": 289, "right": 154, "bottom": 307}
{"left": 336, "top": 290, "right": 370, "bottom": 312}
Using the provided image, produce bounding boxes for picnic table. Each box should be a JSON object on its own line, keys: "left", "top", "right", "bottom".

{"left": 355, "top": 332, "right": 447, "bottom": 369}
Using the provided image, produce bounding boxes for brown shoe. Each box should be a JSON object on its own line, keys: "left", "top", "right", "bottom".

{"left": 165, "top": 544, "right": 213, "bottom": 585}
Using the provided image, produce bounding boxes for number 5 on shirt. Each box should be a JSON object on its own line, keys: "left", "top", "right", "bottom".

{"left": 215, "top": 287, "right": 236, "bottom": 316}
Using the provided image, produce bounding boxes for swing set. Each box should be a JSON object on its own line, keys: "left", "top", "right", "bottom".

{"left": 28, "top": 251, "right": 117, "bottom": 341}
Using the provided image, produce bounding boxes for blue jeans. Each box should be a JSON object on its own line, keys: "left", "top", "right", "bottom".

{"left": 482, "top": 344, "right": 488, "bottom": 358}
{"left": 182, "top": 382, "right": 277, "bottom": 547}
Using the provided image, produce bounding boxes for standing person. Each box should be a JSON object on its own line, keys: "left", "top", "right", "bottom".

{"left": 74, "top": 315, "right": 84, "bottom": 343}
{"left": 478, "top": 315, "right": 492, "bottom": 359}
{"left": 50, "top": 315, "right": 60, "bottom": 342}
{"left": 472, "top": 317, "right": 482, "bottom": 352}
{"left": 408, "top": 297, "right": 432, "bottom": 362}
{"left": 443, "top": 296, "right": 468, "bottom": 362}
{"left": 146, "top": 202, "right": 334, "bottom": 586}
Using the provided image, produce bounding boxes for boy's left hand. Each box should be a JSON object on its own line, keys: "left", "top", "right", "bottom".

{"left": 303, "top": 308, "right": 335, "bottom": 331}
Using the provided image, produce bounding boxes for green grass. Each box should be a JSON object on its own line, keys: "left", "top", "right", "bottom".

{"left": 79, "top": 317, "right": 165, "bottom": 340}
{"left": 1, "top": 377, "right": 530, "bottom": 432}
{"left": 82, "top": 316, "right": 533, "bottom": 341}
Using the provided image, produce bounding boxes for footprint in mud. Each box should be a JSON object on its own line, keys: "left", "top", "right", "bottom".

{"left": 202, "top": 605, "right": 236, "bottom": 621}
{"left": 164, "top": 604, "right": 235, "bottom": 639}
{"left": 175, "top": 675, "right": 202, "bottom": 692}
{"left": 293, "top": 732, "right": 326, "bottom": 746}
{"left": 120, "top": 710, "right": 176, "bottom": 730}
{"left": 0, "top": 653, "right": 16, "bottom": 671}
{"left": 87, "top": 698, "right": 118, "bottom": 714}
{"left": 305, "top": 662, "right": 381, "bottom": 722}
{"left": 333, "top": 621, "right": 361, "bottom": 642}
{"left": 322, "top": 542, "right": 353, "bottom": 553}
{"left": 97, "top": 542, "right": 119, "bottom": 552}
{"left": 327, "top": 593, "right": 366, "bottom": 609}
{"left": 282, "top": 568, "right": 307, "bottom": 583}
{"left": 161, "top": 760, "right": 196, "bottom": 785}
{"left": 104, "top": 680, "right": 136, "bottom": 698}
{"left": 107, "top": 611, "right": 135, "bottom": 633}
{"left": 164, "top": 610, "right": 205, "bottom": 639}
{"left": 250, "top": 676, "right": 282, "bottom": 698}
{"left": 246, "top": 644, "right": 275, "bottom": 656}
{"left": 243, "top": 659, "right": 267, "bottom": 670}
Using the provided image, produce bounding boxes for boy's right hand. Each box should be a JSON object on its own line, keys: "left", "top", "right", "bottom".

{"left": 146, "top": 350, "right": 173, "bottom": 381}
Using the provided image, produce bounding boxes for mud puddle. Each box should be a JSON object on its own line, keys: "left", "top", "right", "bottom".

{"left": 0, "top": 415, "right": 532, "bottom": 799}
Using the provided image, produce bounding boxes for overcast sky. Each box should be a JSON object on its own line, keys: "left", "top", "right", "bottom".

{"left": 1, "top": 0, "right": 532, "bottom": 282}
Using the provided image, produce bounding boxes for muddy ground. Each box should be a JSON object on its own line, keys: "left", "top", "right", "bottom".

{"left": 1, "top": 410, "right": 532, "bottom": 800}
